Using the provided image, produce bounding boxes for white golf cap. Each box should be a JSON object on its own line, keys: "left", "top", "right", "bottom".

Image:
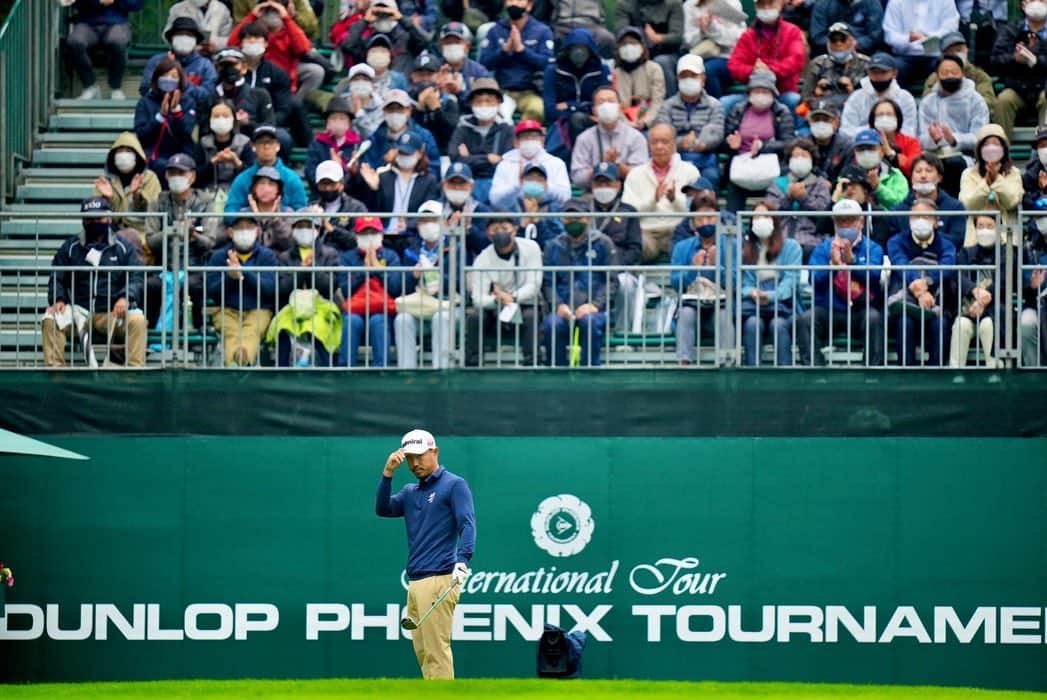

{"left": 677, "top": 54, "right": 705, "bottom": 75}
{"left": 348, "top": 63, "right": 375, "bottom": 81}
{"left": 418, "top": 199, "right": 443, "bottom": 216}
{"left": 832, "top": 198, "right": 863, "bottom": 216}
{"left": 315, "top": 160, "right": 344, "bottom": 184}
{"left": 401, "top": 429, "right": 437, "bottom": 454}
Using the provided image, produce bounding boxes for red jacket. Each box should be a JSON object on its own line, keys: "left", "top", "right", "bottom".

{"left": 229, "top": 16, "right": 313, "bottom": 92}
{"left": 727, "top": 20, "right": 806, "bottom": 95}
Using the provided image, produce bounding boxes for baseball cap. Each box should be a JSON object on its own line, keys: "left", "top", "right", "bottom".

{"left": 396, "top": 132, "right": 423, "bottom": 154}
{"left": 617, "top": 25, "right": 644, "bottom": 43}
{"left": 838, "top": 164, "right": 872, "bottom": 189}
{"left": 869, "top": 52, "right": 897, "bottom": 71}
{"left": 1034, "top": 126, "right": 1047, "bottom": 145}
{"left": 348, "top": 63, "right": 375, "bottom": 81}
{"left": 401, "top": 429, "right": 437, "bottom": 455}
{"left": 315, "top": 159, "right": 344, "bottom": 184}
{"left": 827, "top": 22, "right": 852, "bottom": 38}
{"left": 252, "top": 124, "right": 280, "bottom": 142}
{"left": 676, "top": 54, "right": 705, "bottom": 76}
{"left": 941, "top": 31, "right": 966, "bottom": 51}
{"left": 808, "top": 98, "right": 840, "bottom": 119}
{"left": 514, "top": 119, "right": 544, "bottom": 136}
{"left": 413, "top": 51, "right": 441, "bottom": 72}
{"left": 253, "top": 165, "right": 283, "bottom": 183}
{"left": 366, "top": 33, "right": 393, "bottom": 50}
{"left": 384, "top": 89, "right": 412, "bottom": 109}
{"left": 441, "top": 21, "right": 471, "bottom": 40}
{"left": 832, "top": 198, "right": 863, "bottom": 216}
{"left": 165, "top": 153, "right": 196, "bottom": 172}
{"left": 81, "top": 196, "right": 112, "bottom": 214}
{"left": 294, "top": 204, "right": 323, "bottom": 227}
{"left": 562, "top": 197, "right": 590, "bottom": 214}
{"left": 354, "top": 216, "right": 384, "bottom": 234}
{"left": 418, "top": 200, "right": 443, "bottom": 216}
{"left": 522, "top": 162, "right": 547, "bottom": 178}
{"left": 682, "top": 175, "right": 714, "bottom": 194}
{"left": 853, "top": 128, "right": 882, "bottom": 147}
{"left": 444, "top": 162, "right": 474, "bottom": 182}
{"left": 592, "top": 162, "right": 620, "bottom": 182}
{"left": 215, "top": 47, "right": 244, "bottom": 64}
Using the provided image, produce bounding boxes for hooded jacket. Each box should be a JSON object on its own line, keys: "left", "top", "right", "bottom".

{"left": 959, "top": 124, "right": 1025, "bottom": 247}
{"left": 917, "top": 78, "right": 990, "bottom": 155}
{"left": 840, "top": 77, "right": 919, "bottom": 139}
{"left": 447, "top": 115, "right": 515, "bottom": 180}
{"left": 134, "top": 88, "right": 198, "bottom": 166}
{"left": 542, "top": 29, "right": 609, "bottom": 124}
{"left": 924, "top": 62, "right": 997, "bottom": 118}
{"left": 94, "top": 132, "right": 163, "bottom": 235}
{"left": 48, "top": 228, "right": 144, "bottom": 311}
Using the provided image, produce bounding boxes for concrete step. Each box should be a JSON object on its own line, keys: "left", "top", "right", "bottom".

{"left": 37, "top": 131, "right": 122, "bottom": 145}
{"left": 0, "top": 220, "right": 82, "bottom": 237}
{"left": 49, "top": 113, "right": 134, "bottom": 131}
{"left": 0, "top": 239, "right": 64, "bottom": 253}
{"left": 3, "top": 203, "right": 83, "bottom": 214}
{"left": 16, "top": 183, "right": 96, "bottom": 202}
{"left": 54, "top": 98, "right": 138, "bottom": 112}
{"left": 32, "top": 148, "right": 110, "bottom": 166}
{"left": 21, "top": 167, "right": 100, "bottom": 183}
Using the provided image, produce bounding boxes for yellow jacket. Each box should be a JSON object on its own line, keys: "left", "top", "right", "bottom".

{"left": 266, "top": 294, "right": 343, "bottom": 353}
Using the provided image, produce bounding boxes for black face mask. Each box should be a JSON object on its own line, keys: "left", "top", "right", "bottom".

{"left": 318, "top": 189, "right": 341, "bottom": 203}
{"left": 870, "top": 78, "right": 893, "bottom": 93}
{"left": 568, "top": 46, "right": 589, "bottom": 68}
{"left": 492, "top": 231, "right": 515, "bottom": 249}
{"left": 83, "top": 221, "right": 110, "bottom": 241}
{"left": 939, "top": 77, "right": 963, "bottom": 94}
{"left": 219, "top": 65, "right": 241, "bottom": 84}
{"left": 507, "top": 5, "right": 526, "bottom": 20}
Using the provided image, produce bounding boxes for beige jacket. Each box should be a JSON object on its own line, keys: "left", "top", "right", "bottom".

{"left": 615, "top": 61, "right": 667, "bottom": 129}
{"left": 958, "top": 166, "right": 1024, "bottom": 247}
{"left": 621, "top": 155, "right": 700, "bottom": 235}
{"left": 94, "top": 132, "right": 163, "bottom": 240}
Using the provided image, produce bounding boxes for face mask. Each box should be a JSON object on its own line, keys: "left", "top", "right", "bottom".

{"left": 1027, "top": 0, "right": 1047, "bottom": 21}
{"left": 596, "top": 102, "right": 620, "bottom": 124}
{"left": 940, "top": 77, "right": 963, "bottom": 94}
{"left": 419, "top": 222, "right": 442, "bottom": 243}
{"left": 981, "top": 144, "right": 1004, "bottom": 163}
{"left": 473, "top": 105, "right": 498, "bottom": 122}
{"left": 328, "top": 120, "right": 350, "bottom": 138}
{"left": 210, "top": 116, "right": 234, "bottom": 135}
{"left": 912, "top": 181, "right": 936, "bottom": 196}
{"left": 518, "top": 139, "right": 542, "bottom": 159}
{"left": 367, "top": 49, "right": 391, "bottom": 71}
{"left": 1038, "top": 147, "right": 1047, "bottom": 167}
{"left": 113, "top": 151, "right": 137, "bottom": 174}
{"left": 910, "top": 218, "right": 935, "bottom": 241}
{"left": 565, "top": 221, "right": 587, "bottom": 238}
{"left": 619, "top": 43, "right": 643, "bottom": 63}
{"left": 829, "top": 50, "right": 852, "bottom": 65}
{"left": 751, "top": 217, "right": 774, "bottom": 240}
{"left": 445, "top": 188, "right": 469, "bottom": 206}
{"left": 592, "top": 186, "right": 618, "bottom": 205}
{"left": 789, "top": 157, "right": 812, "bottom": 178}
{"left": 242, "top": 41, "right": 267, "bottom": 59}
{"left": 873, "top": 115, "right": 897, "bottom": 133}
{"left": 749, "top": 92, "right": 774, "bottom": 110}
{"left": 506, "top": 5, "right": 526, "bottom": 20}
{"left": 396, "top": 153, "right": 420, "bottom": 171}
{"left": 756, "top": 8, "right": 780, "bottom": 23}
{"left": 810, "top": 120, "right": 834, "bottom": 141}
{"left": 232, "top": 229, "right": 257, "bottom": 252}
{"left": 521, "top": 181, "right": 545, "bottom": 198}
{"left": 158, "top": 76, "right": 180, "bottom": 93}
{"left": 695, "top": 223, "right": 717, "bottom": 239}
{"left": 219, "top": 64, "right": 241, "bottom": 84}
{"left": 856, "top": 149, "right": 881, "bottom": 170}
{"left": 678, "top": 78, "right": 703, "bottom": 97}
{"left": 83, "top": 221, "right": 110, "bottom": 241}
{"left": 441, "top": 43, "right": 466, "bottom": 64}
{"left": 167, "top": 175, "right": 191, "bottom": 194}
{"left": 975, "top": 226, "right": 997, "bottom": 248}
{"left": 568, "top": 46, "right": 589, "bottom": 68}
{"left": 492, "top": 231, "right": 515, "bottom": 248}
{"left": 385, "top": 111, "right": 408, "bottom": 131}
{"left": 1038, "top": 217, "right": 1047, "bottom": 235}
{"left": 349, "top": 80, "right": 372, "bottom": 97}
{"left": 870, "top": 78, "right": 893, "bottom": 93}
{"left": 318, "top": 189, "right": 341, "bottom": 203}
{"left": 373, "top": 18, "right": 397, "bottom": 32}
{"left": 836, "top": 227, "right": 861, "bottom": 243}
{"left": 262, "top": 10, "right": 283, "bottom": 30}
{"left": 357, "top": 233, "right": 383, "bottom": 251}
{"left": 171, "top": 35, "right": 197, "bottom": 56}
{"left": 293, "top": 226, "right": 317, "bottom": 248}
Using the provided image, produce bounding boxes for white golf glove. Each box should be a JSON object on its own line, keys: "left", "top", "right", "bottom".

{"left": 452, "top": 562, "right": 471, "bottom": 585}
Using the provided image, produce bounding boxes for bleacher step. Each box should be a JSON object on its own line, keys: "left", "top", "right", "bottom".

{"left": 32, "top": 148, "right": 110, "bottom": 166}
{"left": 21, "top": 167, "right": 101, "bottom": 183}
{"left": 38, "top": 131, "right": 124, "bottom": 145}
{"left": 48, "top": 114, "right": 134, "bottom": 131}
{"left": 16, "top": 183, "right": 96, "bottom": 202}
{"left": 1, "top": 220, "right": 83, "bottom": 237}
{"left": 54, "top": 98, "right": 138, "bottom": 111}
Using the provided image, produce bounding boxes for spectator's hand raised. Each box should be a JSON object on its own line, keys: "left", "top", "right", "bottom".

{"left": 160, "top": 92, "right": 171, "bottom": 116}
{"left": 908, "top": 278, "right": 928, "bottom": 297}
{"left": 604, "top": 147, "right": 619, "bottom": 163}
{"left": 130, "top": 173, "right": 144, "bottom": 195}
{"left": 865, "top": 167, "right": 880, "bottom": 191}
{"left": 787, "top": 181, "right": 806, "bottom": 201}
{"left": 236, "top": 109, "right": 251, "bottom": 126}
{"left": 1032, "top": 269, "right": 1047, "bottom": 289}
{"left": 692, "top": 249, "right": 707, "bottom": 266}
{"left": 837, "top": 75, "right": 853, "bottom": 93}
{"left": 95, "top": 177, "right": 114, "bottom": 200}
{"left": 522, "top": 195, "right": 540, "bottom": 213}
{"left": 412, "top": 14, "right": 423, "bottom": 27}
{"left": 928, "top": 121, "right": 943, "bottom": 143}
{"left": 383, "top": 147, "right": 398, "bottom": 164}
{"left": 248, "top": 194, "right": 260, "bottom": 212}
{"left": 330, "top": 147, "right": 344, "bottom": 166}
{"left": 644, "top": 24, "right": 661, "bottom": 45}
{"left": 457, "top": 143, "right": 470, "bottom": 158}
{"left": 830, "top": 239, "right": 844, "bottom": 266}
{"left": 697, "top": 13, "right": 711, "bottom": 31}
{"left": 918, "top": 292, "right": 935, "bottom": 310}
{"left": 941, "top": 124, "right": 955, "bottom": 146}
{"left": 726, "top": 131, "right": 741, "bottom": 151}
{"left": 227, "top": 248, "right": 243, "bottom": 279}
{"left": 360, "top": 163, "right": 380, "bottom": 190}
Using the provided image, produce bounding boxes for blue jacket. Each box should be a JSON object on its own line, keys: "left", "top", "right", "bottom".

{"left": 479, "top": 16, "right": 555, "bottom": 92}
{"left": 542, "top": 29, "right": 609, "bottom": 125}
{"left": 72, "top": 0, "right": 143, "bottom": 26}
{"left": 133, "top": 90, "right": 198, "bottom": 163}
{"left": 888, "top": 189, "right": 967, "bottom": 251}
{"left": 376, "top": 466, "right": 476, "bottom": 580}
{"left": 809, "top": 235, "right": 885, "bottom": 313}
{"left": 402, "top": 239, "right": 466, "bottom": 294}
{"left": 886, "top": 231, "right": 958, "bottom": 296}
{"left": 669, "top": 236, "right": 733, "bottom": 292}
{"left": 362, "top": 121, "right": 442, "bottom": 181}
{"left": 809, "top": 0, "right": 883, "bottom": 56}
{"left": 224, "top": 161, "right": 309, "bottom": 215}
{"left": 740, "top": 238, "right": 804, "bottom": 310}
{"left": 139, "top": 51, "right": 217, "bottom": 104}
{"left": 338, "top": 247, "right": 405, "bottom": 300}
{"left": 506, "top": 195, "right": 564, "bottom": 249}
{"left": 206, "top": 243, "right": 279, "bottom": 311}
{"left": 543, "top": 230, "right": 618, "bottom": 311}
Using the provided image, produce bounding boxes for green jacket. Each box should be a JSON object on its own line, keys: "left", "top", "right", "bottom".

{"left": 266, "top": 295, "right": 343, "bottom": 353}
{"left": 875, "top": 166, "right": 910, "bottom": 210}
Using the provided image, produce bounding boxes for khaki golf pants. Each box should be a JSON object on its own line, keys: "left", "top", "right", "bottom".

{"left": 406, "top": 573, "right": 460, "bottom": 680}
{"left": 42, "top": 311, "right": 146, "bottom": 367}
{"left": 211, "top": 308, "right": 272, "bottom": 367}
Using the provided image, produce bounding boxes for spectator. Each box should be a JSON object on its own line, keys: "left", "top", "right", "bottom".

{"left": 437, "top": 22, "right": 492, "bottom": 106}
{"left": 340, "top": 0, "right": 432, "bottom": 75}
{"left": 542, "top": 198, "right": 619, "bottom": 366}
{"left": 194, "top": 99, "right": 256, "bottom": 193}
{"left": 796, "top": 198, "right": 886, "bottom": 366}
{"left": 448, "top": 78, "right": 515, "bottom": 206}
{"left": 807, "top": 99, "right": 853, "bottom": 183}
{"left": 505, "top": 163, "right": 565, "bottom": 249}
{"left": 440, "top": 163, "right": 494, "bottom": 258}
{"left": 358, "top": 132, "right": 442, "bottom": 256}
{"left": 207, "top": 214, "right": 280, "bottom": 366}
{"left": 586, "top": 162, "right": 643, "bottom": 335}
{"left": 739, "top": 201, "right": 802, "bottom": 366}
{"left": 766, "top": 138, "right": 833, "bottom": 259}
{"left": 165, "top": 0, "right": 234, "bottom": 54}
{"left": 361, "top": 89, "right": 442, "bottom": 181}
{"left": 868, "top": 97, "right": 921, "bottom": 180}
{"left": 42, "top": 197, "right": 146, "bottom": 367}
{"left": 947, "top": 213, "right": 1001, "bottom": 368}
{"left": 956, "top": 0, "right": 1007, "bottom": 67}
{"left": 959, "top": 124, "right": 1025, "bottom": 248}
{"left": 889, "top": 154, "right": 967, "bottom": 250}
{"left": 571, "top": 86, "right": 649, "bottom": 190}
{"left": 66, "top": 0, "right": 141, "bottom": 101}
{"left": 145, "top": 154, "right": 216, "bottom": 332}
{"left": 400, "top": 0, "right": 439, "bottom": 33}
{"left": 242, "top": 165, "right": 295, "bottom": 253}
{"left": 466, "top": 214, "right": 544, "bottom": 366}
{"left": 198, "top": 48, "right": 275, "bottom": 142}
{"left": 1022, "top": 127, "right": 1047, "bottom": 213}
{"left": 923, "top": 32, "right": 997, "bottom": 122}
{"left": 409, "top": 53, "right": 461, "bottom": 154}
{"left": 359, "top": 33, "right": 410, "bottom": 93}
{"left": 490, "top": 120, "right": 572, "bottom": 210}
{"left": 671, "top": 175, "right": 736, "bottom": 245}
{"left": 655, "top": 55, "right": 724, "bottom": 189}
{"left": 614, "top": 26, "right": 666, "bottom": 129}
{"left": 310, "top": 159, "right": 368, "bottom": 253}
{"left": 135, "top": 58, "right": 198, "bottom": 185}
{"left": 478, "top": 0, "right": 555, "bottom": 122}
{"left": 809, "top": 0, "right": 883, "bottom": 56}
{"left": 725, "top": 0, "right": 806, "bottom": 115}
{"left": 681, "top": 0, "right": 747, "bottom": 98}
{"left": 850, "top": 128, "right": 910, "bottom": 210}
{"left": 917, "top": 56, "right": 990, "bottom": 197}
{"left": 840, "top": 53, "right": 917, "bottom": 140}
{"left": 669, "top": 191, "right": 734, "bottom": 366}
{"left": 229, "top": 0, "right": 322, "bottom": 97}
{"left": 831, "top": 163, "right": 891, "bottom": 248}
{"left": 886, "top": 199, "right": 957, "bottom": 367}
{"left": 622, "top": 123, "right": 700, "bottom": 261}
{"left": 990, "top": 0, "right": 1047, "bottom": 140}
{"left": 441, "top": 0, "right": 505, "bottom": 30}
{"left": 338, "top": 216, "right": 404, "bottom": 367}
{"left": 305, "top": 97, "right": 362, "bottom": 191}
{"left": 93, "top": 132, "right": 163, "bottom": 241}
{"left": 723, "top": 71, "right": 796, "bottom": 213}
{"left": 551, "top": 0, "right": 616, "bottom": 56}
{"left": 225, "top": 125, "right": 309, "bottom": 213}
{"left": 800, "top": 22, "right": 870, "bottom": 107}
{"left": 543, "top": 30, "right": 609, "bottom": 151}
{"left": 140, "top": 18, "right": 217, "bottom": 104}
{"left": 615, "top": 0, "right": 685, "bottom": 96}
{"left": 269, "top": 208, "right": 343, "bottom": 366}
{"left": 232, "top": 0, "right": 320, "bottom": 38}
{"left": 239, "top": 22, "right": 315, "bottom": 151}
{"left": 1020, "top": 216, "right": 1047, "bottom": 366}
{"left": 331, "top": 64, "right": 389, "bottom": 139}
{"left": 883, "top": 0, "right": 959, "bottom": 84}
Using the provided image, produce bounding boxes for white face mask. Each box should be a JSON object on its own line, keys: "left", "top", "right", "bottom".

{"left": 910, "top": 217, "right": 935, "bottom": 241}
{"left": 809, "top": 120, "right": 834, "bottom": 141}
{"left": 385, "top": 111, "right": 408, "bottom": 132}
{"left": 752, "top": 217, "right": 774, "bottom": 240}
{"left": 749, "top": 92, "right": 774, "bottom": 110}
{"left": 618, "top": 43, "right": 643, "bottom": 63}
{"left": 1038, "top": 217, "right": 1047, "bottom": 235}
{"left": 1038, "top": 146, "right": 1047, "bottom": 167}
{"left": 210, "top": 116, "right": 234, "bottom": 135}
{"left": 981, "top": 144, "right": 1004, "bottom": 163}
{"left": 975, "top": 226, "right": 997, "bottom": 248}
{"left": 367, "top": 48, "right": 392, "bottom": 70}
{"left": 242, "top": 41, "right": 266, "bottom": 59}
{"left": 373, "top": 19, "right": 397, "bottom": 32}
{"left": 418, "top": 221, "right": 442, "bottom": 242}
{"left": 1027, "top": 0, "right": 1047, "bottom": 21}
{"left": 113, "top": 151, "right": 137, "bottom": 174}
{"left": 788, "top": 157, "right": 812, "bottom": 179}
{"left": 912, "top": 181, "right": 936, "bottom": 196}
{"left": 873, "top": 115, "right": 897, "bottom": 133}
{"left": 596, "top": 102, "right": 620, "bottom": 124}
{"left": 167, "top": 175, "right": 191, "bottom": 194}
{"left": 592, "top": 186, "right": 618, "bottom": 205}
{"left": 855, "top": 149, "right": 881, "bottom": 170}
{"left": 472, "top": 105, "right": 498, "bottom": 122}
{"left": 171, "top": 35, "right": 197, "bottom": 56}
{"left": 444, "top": 188, "right": 469, "bottom": 206}
{"left": 441, "top": 43, "right": 466, "bottom": 64}
{"left": 756, "top": 8, "right": 780, "bottom": 23}
{"left": 349, "top": 80, "right": 372, "bottom": 98}
{"left": 357, "top": 233, "right": 382, "bottom": 251}
{"left": 232, "top": 229, "right": 257, "bottom": 252}
{"left": 518, "top": 139, "right": 542, "bottom": 159}
{"left": 396, "top": 153, "right": 420, "bottom": 171}
{"left": 293, "top": 226, "right": 317, "bottom": 247}
{"left": 678, "top": 78, "right": 703, "bottom": 97}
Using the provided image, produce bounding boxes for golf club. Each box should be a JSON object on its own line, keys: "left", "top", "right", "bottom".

{"left": 400, "top": 579, "right": 459, "bottom": 630}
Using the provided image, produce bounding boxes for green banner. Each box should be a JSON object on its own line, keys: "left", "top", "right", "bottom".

{"left": 1, "top": 436, "right": 1044, "bottom": 690}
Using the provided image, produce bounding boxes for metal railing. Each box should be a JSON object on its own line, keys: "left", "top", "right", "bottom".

{"left": 1018, "top": 210, "right": 1047, "bottom": 369}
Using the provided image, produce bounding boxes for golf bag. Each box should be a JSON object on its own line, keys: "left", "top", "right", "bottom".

{"left": 536, "top": 623, "right": 586, "bottom": 678}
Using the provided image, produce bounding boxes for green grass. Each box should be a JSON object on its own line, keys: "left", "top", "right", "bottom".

{"left": 1, "top": 679, "right": 1043, "bottom": 699}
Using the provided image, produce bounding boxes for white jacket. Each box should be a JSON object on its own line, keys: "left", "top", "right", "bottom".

{"left": 883, "top": 0, "right": 960, "bottom": 57}
{"left": 840, "top": 77, "right": 919, "bottom": 139}
{"left": 469, "top": 237, "right": 544, "bottom": 309}
{"left": 621, "top": 155, "right": 700, "bottom": 235}
{"left": 490, "top": 148, "right": 571, "bottom": 211}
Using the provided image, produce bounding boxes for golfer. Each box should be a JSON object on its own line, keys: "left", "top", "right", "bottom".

{"left": 376, "top": 429, "right": 476, "bottom": 680}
